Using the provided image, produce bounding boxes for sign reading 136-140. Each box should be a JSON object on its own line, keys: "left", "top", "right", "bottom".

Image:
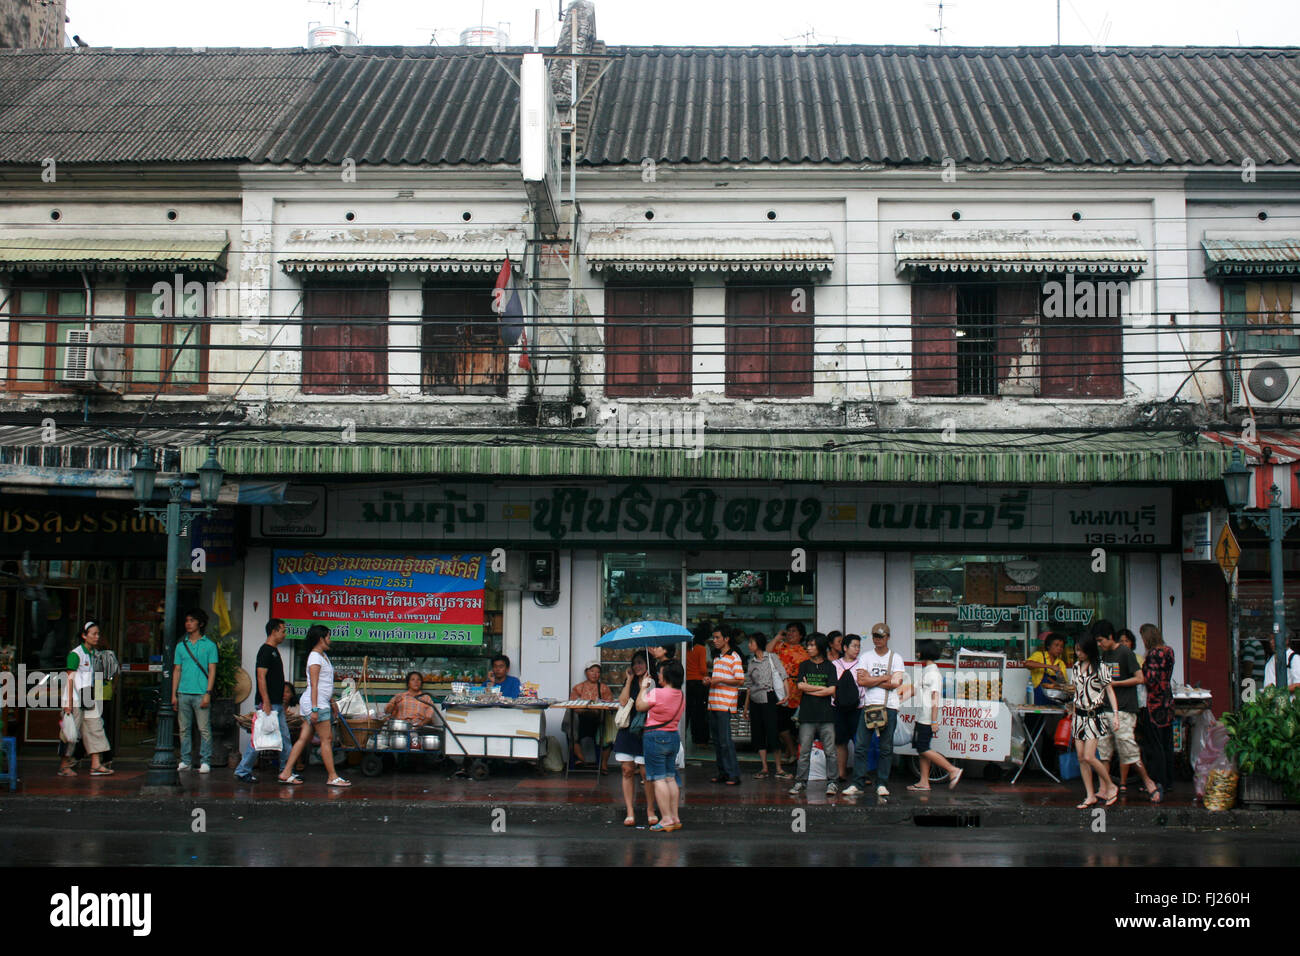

{"left": 272, "top": 550, "right": 487, "bottom": 645}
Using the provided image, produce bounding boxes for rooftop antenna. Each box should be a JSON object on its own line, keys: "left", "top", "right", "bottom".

{"left": 929, "top": 0, "right": 953, "bottom": 44}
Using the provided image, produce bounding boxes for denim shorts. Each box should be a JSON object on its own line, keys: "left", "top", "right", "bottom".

{"left": 642, "top": 729, "right": 680, "bottom": 782}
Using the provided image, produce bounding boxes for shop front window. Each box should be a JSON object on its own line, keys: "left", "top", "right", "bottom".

{"left": 600, "top": 553, "right": 684, "bottom": 686}
{"left": 913, "top": 553, "right": 1127, "bottom": 660}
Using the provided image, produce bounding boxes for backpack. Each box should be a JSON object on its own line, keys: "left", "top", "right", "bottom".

{"left": 834, "top": 661, "right": 860, "bottom": 709}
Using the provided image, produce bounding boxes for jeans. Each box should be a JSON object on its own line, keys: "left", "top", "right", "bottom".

{"left": 796, "top": 721, "right": 837, "bottom": 783}
{"left": 852, "top": 707, "right": 896, "bottom": 789}
{"left": 686, "top": 681, "right": 710, "bottom": 745}
{"left": 643, "top": 729, "right": 680, "bottom": 782}
{"left": 176, "top": 693, "right": 212, "bottom": 764}
{"left": 236, "top": 705, "right": 292, "bottom": 777}
{"left": 709, "top": 710, "right": 740, "bottom": 780}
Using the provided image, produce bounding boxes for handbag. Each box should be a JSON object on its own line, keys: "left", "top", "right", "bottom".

{"left": 614, "top": 698, "right": 635, "bottom": 728}
{"left": 767, "top": 655, "right": 788, "bottom": 705}
{"left": 862, "top": 705, "right": 888, "bottom": 730}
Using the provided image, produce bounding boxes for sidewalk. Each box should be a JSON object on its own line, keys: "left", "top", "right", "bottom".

{"left": 3, "top": 755, "right": 1295, "bottom": 829}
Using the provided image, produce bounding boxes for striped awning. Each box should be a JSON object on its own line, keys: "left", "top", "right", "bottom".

{"left": 172, "top": 430, "right": 1231, "bottom": 482}
{"left": 1202, "top": 429, "right": 1300, "bottom": 508}
{"left": 895, "top": 230, "right": 1147, "bottom": 276}
{"left": 279, "top": 228, "right": 526, "bottom": 275}
{"left": 0, "top": 232, "right": 230, "bottom": 275}
{"left": 585, "top": 233, "right": 835, "bottom": 274}
{"left": 1203, "top": 237, "right": 1300, "bottom": 278}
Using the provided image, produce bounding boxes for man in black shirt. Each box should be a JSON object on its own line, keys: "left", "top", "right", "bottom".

{"left": 1094, "top": 620, "right": 1161, "bottom": 801}
{"left": 790, "top": 633, "right": 839, "bottom": 796}
{"left": 235, "top": 619, "right": 293, "bottom": 783}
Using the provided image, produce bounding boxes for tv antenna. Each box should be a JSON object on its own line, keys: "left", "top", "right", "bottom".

{"left": 929, "top": 0, "right": 954, "bottom": 44}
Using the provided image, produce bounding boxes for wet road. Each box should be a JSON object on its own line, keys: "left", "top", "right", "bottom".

{"left": 2, "top": 811, "right": 1295, "bottom": 866}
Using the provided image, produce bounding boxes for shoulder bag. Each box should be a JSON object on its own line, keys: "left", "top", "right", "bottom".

{"left": 767, "top": 654, "right": 788, "bottom": 704}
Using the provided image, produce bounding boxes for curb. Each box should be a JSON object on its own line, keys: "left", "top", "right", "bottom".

{"left": 1, "top": 793, "right": 1295, "bottom": 831}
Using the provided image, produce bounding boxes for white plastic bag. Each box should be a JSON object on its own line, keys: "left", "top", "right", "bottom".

{"left": 808, "top": 744, "right": 828, "bottom": 782}
{"left": 59, "top": 713, "right": 79, "bottom": 746}
{"left": 336, "top": 678, "right": 368, "bottom": 717}
{"left": 252, "top": 709, "right": 283, "bottom": 752}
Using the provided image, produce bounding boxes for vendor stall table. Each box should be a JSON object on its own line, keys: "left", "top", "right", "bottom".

{"left": 437, "top": 699, "right": 550, "bottom": 779}
{"left": 552, "top": 700, "right": 618, "bottom": 782}
{"left": 1011, "top": 705, "right": 1066, "bottom": 783}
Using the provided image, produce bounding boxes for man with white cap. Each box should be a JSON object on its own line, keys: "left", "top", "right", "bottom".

{"left": 570, "top": 661, "right": 613, "bottom": 770}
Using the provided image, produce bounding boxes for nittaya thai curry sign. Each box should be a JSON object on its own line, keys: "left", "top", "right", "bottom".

{"left": 956, "top": 603, "right": 1095, "bottom": 625}
{"left": 272, "top": 550, "right": 487, "bottom": 645}
{"left": 266, "top": 482, "right": 1171, "bottom": 547}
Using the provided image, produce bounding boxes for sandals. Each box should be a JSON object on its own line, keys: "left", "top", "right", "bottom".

{"left": 649, "top": 821, "right": 671, "bottom": 831}
{"left": 278, "top": 773, "right": 304, "bottom": 786}
{"left": 907, "top": 784, "right": 932, "bottom": 792}
{"left": 57, "top": 767, "right": 76, "bottom": 777}
{"left": 775, "top": 771, "right": 794, "bottom": 780}
{"left": 647, "top": 815, "right": 660, "bottom": 826}
{"left": 90, "top": 767, "right": 115, "bottom": 776}
{"left": 724, "top": 778, "right": 741, "bottom": 786}
{"left": 753, "top": 770, "right": 770, "bottom": 779}
{"left": 326, "top": 777, "right": 352, "bottom": 788}
{"left": 660, "top": 821, "right": 682, "bottom": 831}
{"left": 623, "top": 816, "right": 636, "bottom": 827}
{"left": 1104, "top": 788, "right": 1120, "bottom": 807}
{"left": 1077, "top": 797, "right": 1099, "bottom": 809}
{"left": 1147, "top": 783, "right": 1163, "bottom": 803}
{"left": 948, "top": 767, "right": 964, "bottom": 791}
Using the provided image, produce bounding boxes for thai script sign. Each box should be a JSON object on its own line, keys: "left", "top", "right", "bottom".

{"left": 261, "top": 483, "right": 1171, "bottom": 547}
{"left": 272, "top": 550, "right": 487, "bottom": 645}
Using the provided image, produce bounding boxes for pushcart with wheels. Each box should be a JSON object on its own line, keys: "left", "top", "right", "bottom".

{"left": 437, "top": 699, "right": 550, "bottom": 779}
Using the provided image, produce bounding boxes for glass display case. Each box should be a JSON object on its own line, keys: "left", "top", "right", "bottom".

{"left": 913, "top": 553, "right": 1128, "bottom": 661}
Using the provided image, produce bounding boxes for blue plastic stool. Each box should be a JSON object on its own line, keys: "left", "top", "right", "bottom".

{"left": 0, "top": 737, "right": 16, "bottom": 791}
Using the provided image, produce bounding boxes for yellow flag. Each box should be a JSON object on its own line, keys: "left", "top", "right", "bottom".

{"left": 213, "top": 576, "right": 232, "bottom": 637}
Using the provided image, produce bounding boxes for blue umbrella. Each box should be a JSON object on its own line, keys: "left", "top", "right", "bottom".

{"left": 597, "top": 620, "right": 692, "bottom": 649}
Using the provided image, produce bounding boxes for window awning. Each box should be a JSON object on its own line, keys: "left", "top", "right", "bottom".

{"left": 894, "top": 230, "right": 1147, "bottom": 276}
{"left": 1202, "top": 429, "right": 1300, "bottom": 508}
{"left": 585, "top": 233, "right": 835, "bottom": 274}
{"left": 1203, "top": 237, "right": 1300, "bottom": 279}
{"left": 279, "top": 228, "right": 526, "bottom": 275}
{"left": 175, "top": 429, "right": 1229, "bottom": 483}
{"left": 0, "top": 231, "right": 230, "bottom": 276}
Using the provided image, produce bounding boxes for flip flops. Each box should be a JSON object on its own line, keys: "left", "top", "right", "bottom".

{"left": 278, "top": 773, "right": 303, "bottom": 786}
{"left": 326, "top": 777, "right": 352, "bottom": 787}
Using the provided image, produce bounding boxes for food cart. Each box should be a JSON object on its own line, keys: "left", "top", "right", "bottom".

{"left": 436, "top": 691, "right": 551, "bottom": 779}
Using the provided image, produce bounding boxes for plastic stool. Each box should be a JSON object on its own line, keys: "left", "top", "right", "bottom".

{"left": 0, "top": 737, "right": 16, "bottom": 791}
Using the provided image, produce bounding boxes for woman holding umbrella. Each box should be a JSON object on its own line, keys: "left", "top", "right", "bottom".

{"left": 613, "top": 652, "right": 659, "bottom": 827}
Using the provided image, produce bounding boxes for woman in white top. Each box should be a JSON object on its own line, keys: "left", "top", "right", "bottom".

{"left": 906, "top": 641, "right": 962, "bottom": 792}
{"left": 277, "top": 624, "right": 350, "bottom": 787}
{"left": 59, "top": 621, "right": 112, "bottom": 776}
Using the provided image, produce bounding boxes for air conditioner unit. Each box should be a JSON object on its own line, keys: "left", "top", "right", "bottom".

{"left": 1237, "top": 354, "right": 1300, "bottom": 412}
{"left": 61, "top": 329, "right": 95, "bottom": 385}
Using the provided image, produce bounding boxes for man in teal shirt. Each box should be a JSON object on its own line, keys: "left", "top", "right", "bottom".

{"left": 171, "top": 608, "right": 218, "bottom": 772}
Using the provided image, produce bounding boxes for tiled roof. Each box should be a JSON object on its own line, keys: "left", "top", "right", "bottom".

{"left": 581, "top": 46, "right": 1300, "bottom": 167}
{"left": 0, "top": 47, "right": 328, "bottom": 163}
{"left": 0, "top": 44, "right": 1297, "bottom": 169}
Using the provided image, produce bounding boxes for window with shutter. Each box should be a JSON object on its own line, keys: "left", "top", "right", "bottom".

{"left": 422, "top": 286, "right": 506, "bottom": 395}
{"left": 302, "top": 282, "right": 388, "bottom": 395}
{"left": 1039, "top": 278, "right": 1123, "bottom": 399}
{"left": 605, "top": 283, "right": 692, "bottom": 397}
{"left": 725, "top": 283, "right": 813, "bottom": 398}
{"left": 6, "top": 279, "right": 87, "bottom": 391}
{"left": 911, "top": 283, "right": 957, "bottom": 397}
{"left": 124, "top": 283, "right": 207, "bottom": 394}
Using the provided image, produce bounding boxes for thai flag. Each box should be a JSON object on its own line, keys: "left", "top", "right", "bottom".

{"left": 494, "top": 257, "right": 530, "bottom": 371}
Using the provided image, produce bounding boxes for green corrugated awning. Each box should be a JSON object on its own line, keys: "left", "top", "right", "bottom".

{"left": 1203, "top": 237, "right": 1300, "bottom": 278}
{"left": 179, "top": 430, "right": 1232, "bottom": 484}
{"left": 0, "top": 233, "right": 229, "bottom": 275}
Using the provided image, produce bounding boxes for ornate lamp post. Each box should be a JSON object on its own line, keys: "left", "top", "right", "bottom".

{"left": 132, "top": 444, "right": 224, "bottom": 787}
{"left": 1222, "top": 447, "right": 1297, "bottom": 691}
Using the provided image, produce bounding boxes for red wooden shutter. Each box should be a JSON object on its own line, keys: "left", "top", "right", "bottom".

{"left": 1041, "top": 283, "right": 1123, "bottom": 398}
{"left": 726, "top": 285, "right": 772, "bottom": 397}
{"left": 343, "top": 284, "right": 388, "bottom": 394}
{"left": 912, "top": 283, "right": 957, "bottom": 396}
{"left": 996, "top": 282, "right": 1040, "bottom": 395}
{"left": 422, "top": 287, "right": 503, "bottom": 394}
{"left": 768, "top": 284, "right": 814, "bottom": 397}
{"left": 605, "top": 285, "right": 691, "bottom": 397}
{"left": 302, "top": 287, "right": 345, "bottom": 395}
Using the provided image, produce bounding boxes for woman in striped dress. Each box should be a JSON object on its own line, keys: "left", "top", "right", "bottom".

{"left": 1070, "top": 634, "right": 1120, "bottom": 810}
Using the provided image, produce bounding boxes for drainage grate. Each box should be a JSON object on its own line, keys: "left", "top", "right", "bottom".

{"left": 913, "top": 813, "right": 981, "bottom": 828}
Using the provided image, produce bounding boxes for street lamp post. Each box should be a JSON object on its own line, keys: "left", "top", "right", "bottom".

{"left": 131, "top": 444, "right": 224, "bottom": 788}
{"left": 1222, "top": 447, "right": 1298, "bottom": 693}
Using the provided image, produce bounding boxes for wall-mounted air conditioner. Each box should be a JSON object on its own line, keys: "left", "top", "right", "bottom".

{"left": 61, "top": 329, "right": 94, "bottom": 385}
{"left": 1236, "top": 353, "right": 1300, "bottom": 412}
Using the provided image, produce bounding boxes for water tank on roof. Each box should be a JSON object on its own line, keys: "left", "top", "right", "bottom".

{"left": 459, "top": 25, "right": 509, "bottom": 48}
{"left": 308, "top": 23, "right": 360, "bottom": 47}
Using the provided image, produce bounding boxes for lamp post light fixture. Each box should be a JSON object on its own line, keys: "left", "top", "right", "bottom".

{"left": 1222, "top": 447, "right": 1299, "bottom": 693}
{"left": 131, "top": 443, "right": 225, "bottom": 788}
